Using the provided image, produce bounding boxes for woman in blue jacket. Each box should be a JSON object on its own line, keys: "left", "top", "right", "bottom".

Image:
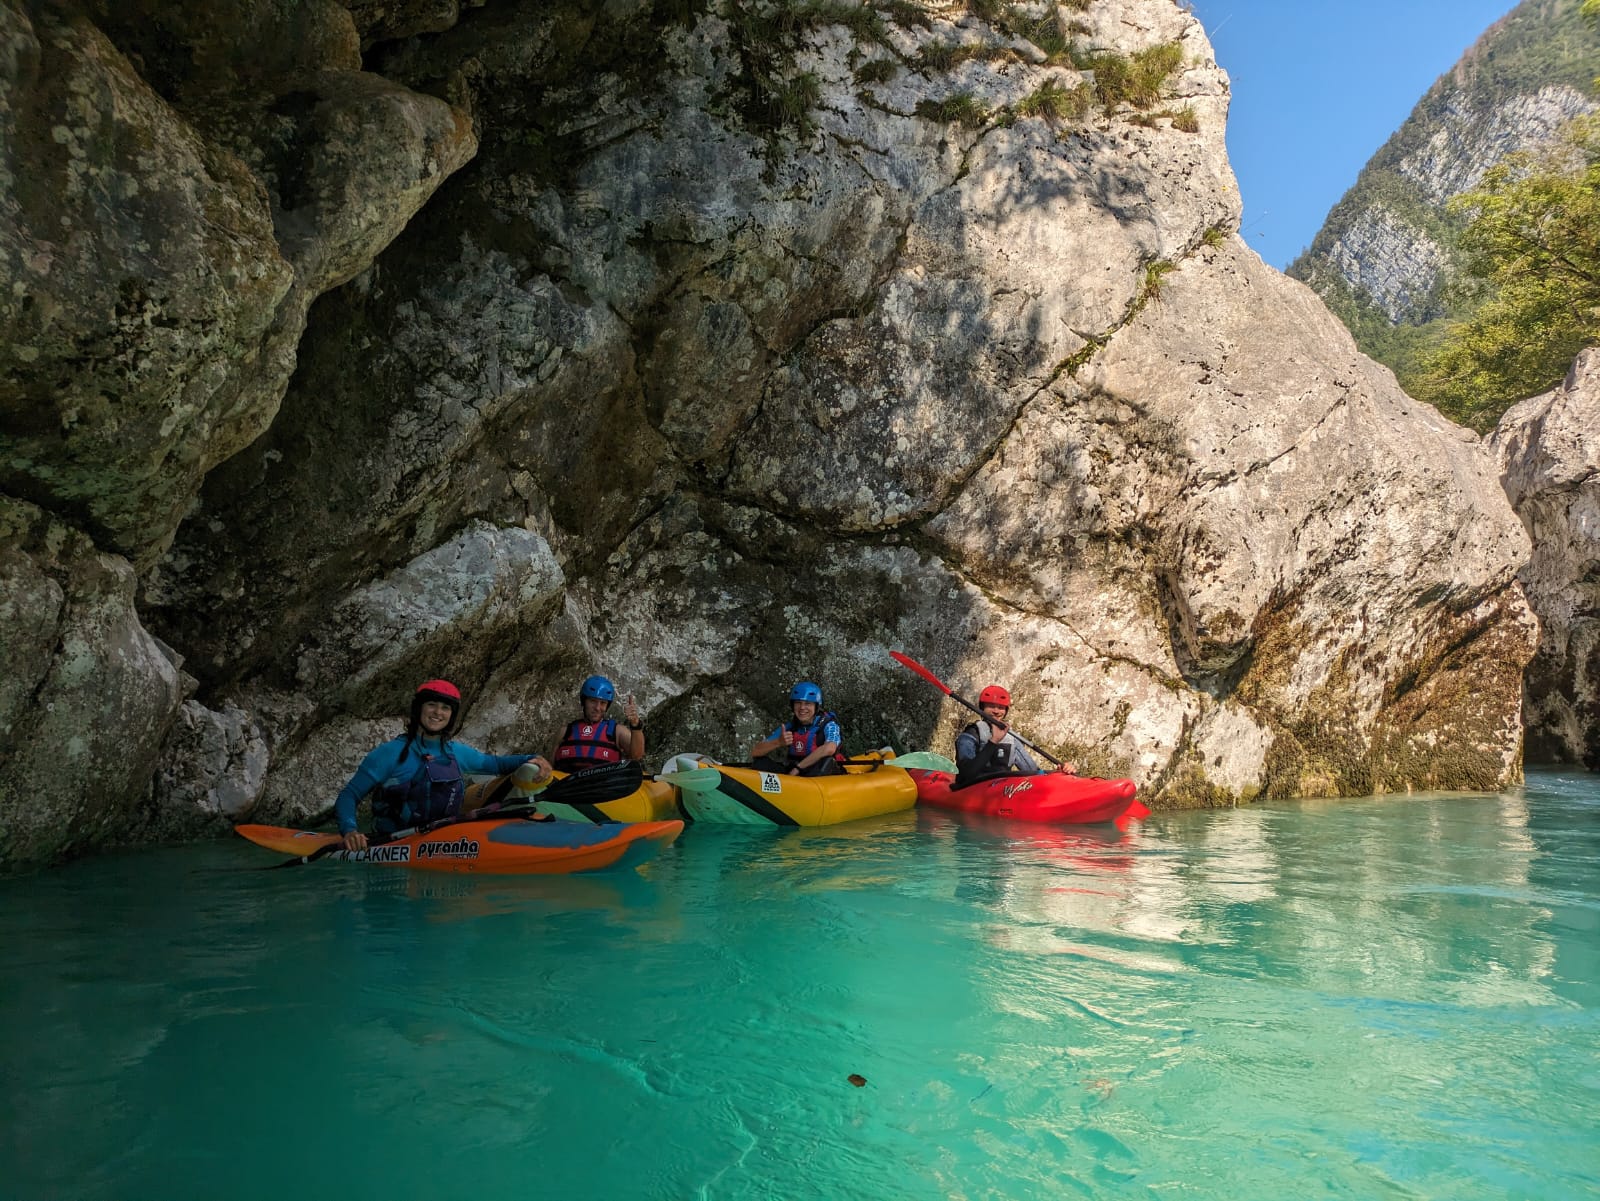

{"left": 336, "top": 679, "right": 552, "bottom": 850}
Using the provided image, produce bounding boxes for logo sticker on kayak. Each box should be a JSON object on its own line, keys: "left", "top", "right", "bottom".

{"left": 417, "top": 838, "right": 480, "bottom": 861}
{"left": 759, "top": 772, "right": 782, "bottom": 794}
{"left": 1001, "top": 780, "right": 1035, "bottom": 798}
{"left": 334, "top": 845, "right": 411, "bottom": 863}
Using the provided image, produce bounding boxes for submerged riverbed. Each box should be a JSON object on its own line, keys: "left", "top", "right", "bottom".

{"left": 3, "top": 770, "right": 1597, "bottom": 1200}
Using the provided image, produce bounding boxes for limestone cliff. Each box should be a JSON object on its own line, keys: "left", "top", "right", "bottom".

{"left": 0, "top": 0, "right": 1539, "bottom": 869}
{"left": 1492, "top": 350, "right": 1600, "bottom": 770}
{"left": 1288, "top": 0, "right": 1600, "bottom": 374}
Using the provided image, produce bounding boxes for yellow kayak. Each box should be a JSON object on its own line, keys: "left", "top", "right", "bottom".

{"left": 535, "top": 774, "right": 680, "bottom": 824}
{"left": 675, "top": 752, "right": 916, "bottom": 827}
{"left": 464, "top": 766, "right": 681, "bottom": 824}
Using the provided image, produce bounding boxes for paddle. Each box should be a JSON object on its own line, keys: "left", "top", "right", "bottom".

{"left": 888, "top": 750, "right": 958, "bottom": 773}
{"left": 889, "top": 651, "right": 1071, "bottom": 770}
{"left": 532, "top": 760, "right": 645, "bottom": 805}
{"left": 654, "top": 766, "right": 721, "bottom": 789}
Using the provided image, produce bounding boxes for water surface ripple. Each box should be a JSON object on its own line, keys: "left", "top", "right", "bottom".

{"left": 3, "top": 770, "right": 1596, "bottom": 1200}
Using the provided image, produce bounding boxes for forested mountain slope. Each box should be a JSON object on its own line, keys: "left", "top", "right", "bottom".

{"left": 1288, "top": 0, "right": 1599, "bottom": 394}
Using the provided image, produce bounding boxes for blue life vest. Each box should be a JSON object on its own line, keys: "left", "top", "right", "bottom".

{"left": 555, "top": 718, "right": 623, "bottom": 768}
{"left": 374, "top": 745, "right": 465, "bottom": 833}
{"left": 784, "top": 711, "right": 842, "bottom": 764}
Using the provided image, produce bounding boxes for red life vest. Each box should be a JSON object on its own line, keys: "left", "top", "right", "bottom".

{"left": 784, "top": 711, "right": 843, "bottom": 764}
{"left": 555, "top": 718, "right": 623, "bottom": 768}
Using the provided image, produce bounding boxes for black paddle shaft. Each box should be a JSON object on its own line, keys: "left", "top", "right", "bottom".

{"left": 943, "top": 691, "right": 1066, "bottom": 769}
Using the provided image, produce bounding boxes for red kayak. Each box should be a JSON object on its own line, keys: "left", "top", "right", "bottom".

{"left": 906, "top": 767, "right": 1147, "bottom": 827}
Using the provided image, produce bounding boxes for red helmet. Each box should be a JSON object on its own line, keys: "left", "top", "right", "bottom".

{"left": 978, "top": 685, "right": 1012, "bottom": 708}
{"left": 415, "top": 679, "right": 461, "bottom": 702}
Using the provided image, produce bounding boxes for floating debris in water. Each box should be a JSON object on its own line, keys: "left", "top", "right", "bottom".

{"left": 847, "top": 1074, "right": 867, "bottom": 1088}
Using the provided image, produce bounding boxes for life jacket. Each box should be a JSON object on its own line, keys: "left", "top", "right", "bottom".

{"left": 785, "top": 711, "right": 844, "bottom": 764}
{"left": 955, "top": 721, "right": 1022, "bottom": 788}
{"left": 555, "top": 717, "right": 623, "bottom": 768}
{"left": 374, "top": 742, "right": 465, "bottom": 832}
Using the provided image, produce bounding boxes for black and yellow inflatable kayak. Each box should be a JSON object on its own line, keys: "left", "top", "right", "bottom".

{"left": 673, "top": 752, "right": 916, "bottom": 827}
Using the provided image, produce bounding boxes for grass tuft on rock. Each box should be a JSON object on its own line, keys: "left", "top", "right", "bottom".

{"left": 853, "top": 56, "right": 899, "bottom": 83}
{"left": 916, "top": 40, "right": 1013, "bottom": 71}
{"left": 1013, "top": 78, "right": 1092, "bottom": 122}
{"left": 1078, "top": 41, "right": 1185, "bottom": 111}
{"left": 881, "top": 0, "right": 932, "bottom": 29}
{"left": 915, "top": 91, "right": 990, "bottom": 127}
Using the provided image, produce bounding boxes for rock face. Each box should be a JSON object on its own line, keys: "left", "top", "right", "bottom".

{"left": 0, "top": 496, "right": 184, "bottom": 866}
{"left": 0, "top": 0, "right": 1543, "bottom": 869}
{"left": 0, "top": 0, "right": 474, "bottom": 867}
{"left": 1289, "top": 0, "right": 1599, "bottom": 342}
{"left": 1492, "top": 350, "right": 1600, "bottom": 769}
{"left": 0, "top": 0, "right": 476, "bottom": 568}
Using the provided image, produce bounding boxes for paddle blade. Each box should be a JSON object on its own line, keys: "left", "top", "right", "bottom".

{"left": 658, "top": 752, "right": 718, "bottom": 774}
{"left": 655, "top": 766, "right": 721, "bottom": 789}
{"left": 890, "top": 751, "right": 958, "bottom": 773}
{"left": 543, "top": 760, "right": 644, "bottom": 806}
{"left": 890, "top": 651, "right": 953, "bottom": 695}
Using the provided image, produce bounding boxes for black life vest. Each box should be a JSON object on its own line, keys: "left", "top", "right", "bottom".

{"left": 955, "top": 721, "right": 1019, "bottom": 787}
{"left": 555, "top": 718, "right": 623, "bottom": 768}
{"left": 375, "top": 744, "right": 465, "bottom": 832}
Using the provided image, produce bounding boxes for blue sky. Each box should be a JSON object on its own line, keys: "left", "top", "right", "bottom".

{"left": 1183, "top": 0, "right": 1519, "bottom": 269}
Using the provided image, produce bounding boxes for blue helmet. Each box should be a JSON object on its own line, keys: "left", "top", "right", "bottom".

{"left": 580, "top": 675, "right": 616, "bottom": 703}
{"left": 789, "top": 681, "right": 822, "bottom": 704}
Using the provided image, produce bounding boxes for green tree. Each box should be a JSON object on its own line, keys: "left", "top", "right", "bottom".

{"left": 1410, "top": 115, "right": 1600, "bottom": 430}
{"left": 1590, "top": 0, "right": 1600, "bottom": 91}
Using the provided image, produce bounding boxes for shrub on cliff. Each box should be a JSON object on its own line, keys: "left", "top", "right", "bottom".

{"left": 1411, "top": 115, "right": 1600, "bottom": 430}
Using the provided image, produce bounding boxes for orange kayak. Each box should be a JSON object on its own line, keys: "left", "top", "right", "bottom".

{"left": 235, "top": 816, "right": 683, "bottom": 875}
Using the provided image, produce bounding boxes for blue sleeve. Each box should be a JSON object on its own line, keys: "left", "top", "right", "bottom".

{"left": 1013, "top": 743, "right": 1041, "bottom": 774}
{"left": 768, "top": 725, "right": 785, "bottom": 743}
{"left": 450, "top": 743, "right": 533, "bottom": 777}
{"left": 954, "top": 730, "right": 980, "bottom": 764}
{"left": 334, "top": 740, "right": 406, "bottom": 834}
{"left": 822, "top": 720, "right": 841, "bottom": 745}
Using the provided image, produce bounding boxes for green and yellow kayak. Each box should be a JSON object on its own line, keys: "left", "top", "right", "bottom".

{"left": 674, "top": 752, "right": 916, "bottom": 827}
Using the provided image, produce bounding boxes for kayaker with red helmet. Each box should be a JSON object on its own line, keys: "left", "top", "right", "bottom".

{"left": 551, "top": 675, "right": 645, "bottom": 772}
{"left": 750, "top": 681, "right": 845, "bottom": 776}
{"left": 334, "top": 679, "right": 552, "bottom": 851}
{"left": 954, "top": 684, "right": 1041, "bottom": 786}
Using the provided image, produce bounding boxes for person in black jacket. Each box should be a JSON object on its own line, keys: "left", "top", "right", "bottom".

{"left": 953, "top": 684, "right": 1041, "bottom": 787}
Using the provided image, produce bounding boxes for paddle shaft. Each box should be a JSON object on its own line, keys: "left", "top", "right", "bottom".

{"left": 890, "top": 651, "right": 1068, "bottom": 769}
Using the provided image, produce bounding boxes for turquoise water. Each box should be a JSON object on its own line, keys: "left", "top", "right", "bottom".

{"left": 3, "top": 771, "right": 1597, "bottom": 1201}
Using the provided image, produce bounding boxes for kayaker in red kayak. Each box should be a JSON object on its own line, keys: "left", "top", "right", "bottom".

{"left": 750, "top": 681, "right": 845, "bottom": 776}
{"left": 954, "top": 684, "right": 1067, "bottom": 788}
{"left": 551, "top": 675, "right": 646, "bottom": 772}
{"left": 336, "top": 679, "right": 552, "bottom": 851}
